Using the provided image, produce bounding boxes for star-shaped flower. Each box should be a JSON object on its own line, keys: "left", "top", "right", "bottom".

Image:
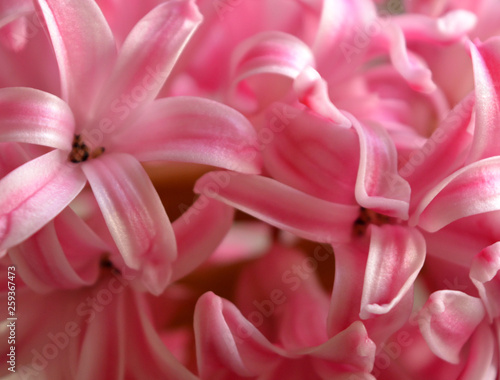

{"left": 0, "top": 0, "right": 261, "bottom": 294}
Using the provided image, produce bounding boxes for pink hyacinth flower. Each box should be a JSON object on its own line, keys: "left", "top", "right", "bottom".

{"left": 0, "top": 142, "right": 107, "bottom": 291}
{"left": 0, "top": 264, "right": 199, "bottom": 379}
{"left": 409, "top": 36, "right": 500, "bottom": 232}
{"left": 194, "top": 245, "right": 377, "bottom": 380}
{"left": 0, "top": 0, "right": 261, "bottom": 294}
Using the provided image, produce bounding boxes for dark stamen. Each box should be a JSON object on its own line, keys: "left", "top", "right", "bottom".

{"left": 68, "top": 134, "right": 105, "bottom": 163}
{"left": 353, "top": 207, "right": 396, "bottom": 236}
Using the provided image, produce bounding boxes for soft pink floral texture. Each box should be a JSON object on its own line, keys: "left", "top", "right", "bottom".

{"left": 193, "top": 245, "right": 376, "bottom": 380}
{"left": 0, "top": 262, "right": 200, "bottom": 380}
{"left": 190, "top": 0, "right": 481, "bottom": 236}
{"left": 2, "top": 0, "right": 500, "bottom": 379}
{"left": 190, "top": 0, "right": 500, "bottom": 378}
{"left": 0, "top": 141, "right": 237, "bottom": 295}
{"left": 0, "top": 0, "right": 261, "bottom": 294}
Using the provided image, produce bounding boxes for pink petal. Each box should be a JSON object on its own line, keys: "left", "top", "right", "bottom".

{"left": 0, "top": 0, "right": 32, "bottom": 27}
{"left": 74, "top": 286, "right": 127, "bottom": 379}
{"left": 403, "top": 92, "right": 475, "bottom": 212}
{"left": 312, "top": 0, "right": 376, "bottom": 73}
{"left": 96, "top": 0, "right": 160, "bottom": 46}
{"left": 209, "top": 222, "right": 272, "bottom": 264}
{"left": 410, "top": 156, "right": 500, "bottom": 232}
{"left": 360, "top": 225, "right": 426, "bottom": 319}
{"left": 352, "top": 116, "right": 411, "bottom": 219}
{"left": 418, "top": 290, "right": 485, "bottom": 364}
{"left": 199, "top": 308, "right": 376, "bottom": 379}
{"left": 81, "top": 153, "right": 176, "bottom": 295}
{"left": 0, "top": 142, "right": 30, "bottom": 176}
{"left": 293, "top": 66, "right": 352, "bottom": 128}
{"left": 279, "top": 284, "right": 330, "bottom": 351}
{"left": 122, "top": 292, "right": 200, "bottom": 380}
{"left": 0, "top": 149, "right": 86, "bottom": 251}
{"left": 422, "top": 216, "right": 494, "bottom": 268}
{"left": 34, "top": 0, "right": 116, "bottom": 123}
{"left": 112, "top": 97, "right": 261, "bottom": 174}
{"left": 363, "top": 290, "right": 415, "bottom": 349}
{"left": 394, "top": 10, "right": 477, "bottom": 44}
{"left": 327, "top": 238, "right": 416, "bottom": 347}
{"left": 383, "top": 24, "right": 436, "bottom": 93}
{"left": 96, "top": 0, "right": 202, "bottom": 124}
{"left": 8, "top": 207, "right": 105, "bottom": 292}
{"left": 194, "top": 172, "right": 359, "bottom": 244}
{"left": 363, "top": 64, "right": 451, "bottom": 129}
{"left": 229, "top": 31, "right": 315, "bottom": 112}
{"left": 235, "top": 245, "right": 330, "bottom": 349}
{"left": 74, "top": 283, "right": 198, "bottom": 380}
{"left": 458, "top": 322, "right": 496, "bottom": 380}
{"left": 466, "top": 37, "right": 500, "bottom": 163}
{"left": 261, "top": 103, "right": 359, "bottom": 205}
{"left": 470, "top": 242, "right": 500, "bottom": 321}
{"left": 327, "top": 242, "right": 366, "bottom": 337}
{"left": 0, "top": 17, "right": 28, "bottom": 52}
{"left": 171, "top": 195, "right": 234, "bottom": 282}
{"left": 307, "top": 321, "right": 376, "bottom": 374}
{"left": 383, "top": 120, "right": 427, "bottom": 157}
{"left": 0, "top": 87, "right": 74, "bottom": 149}
{"left": 4, "top": 274, "right": 197, "bottom": 379}
{"left": 194, "top": 292, "right": 281, "bottom": 378}
{"left": 0, "top": 22, "right": 61, "bottom": 93}
{"left": 2, "top": 287, "right": 86, "bottom": 378}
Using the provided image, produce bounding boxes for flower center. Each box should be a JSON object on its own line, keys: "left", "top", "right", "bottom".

{"left": 353, "top": 207, "right": 395, "bottom": 236}
{"left": 100, "top": 255, "right": 121, "bottom": 275}
{"left": 68, "top": 134, "right": 105, "bottom": 163}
